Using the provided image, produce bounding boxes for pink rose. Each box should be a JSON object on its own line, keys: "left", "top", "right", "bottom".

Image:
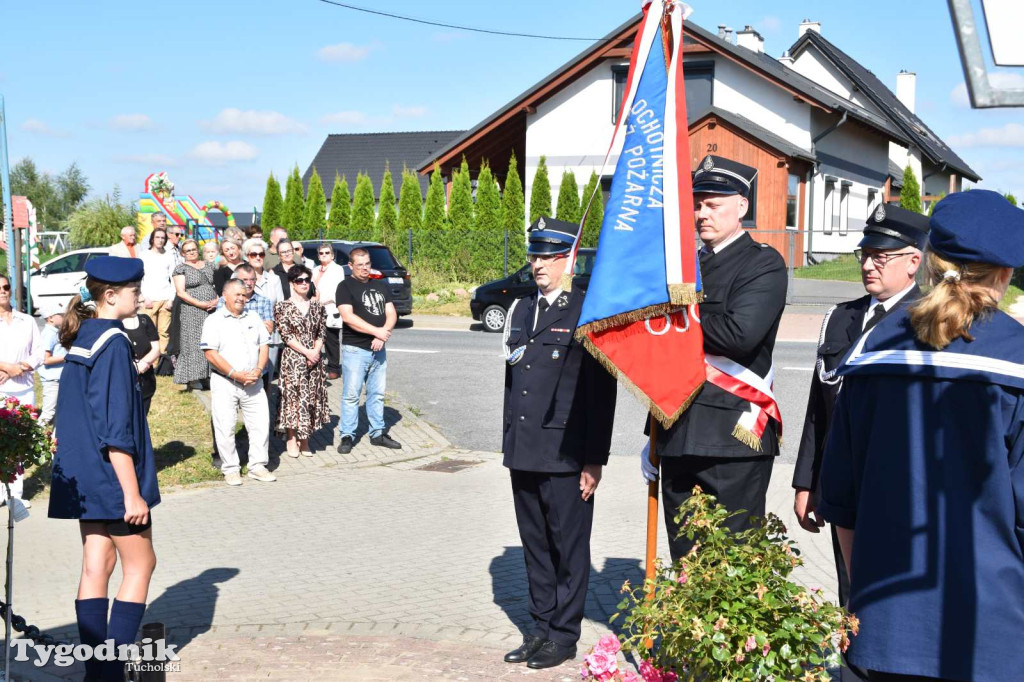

{"left": 585, "top": 650, "right": 617, "bottom": 677}
{"left": 638, "top": 660, "right": 662, "bottom": 682}
{"left": 677, "top": 570, "right": 688, "bottom": 584}
{"left": 662, "top": 672, "right": 678, "bottom": 682}
{"left": 762, "top": 642, "right": 771, "bottom": 656}
{"left": 581, "top": 664, "right": 590, "bottom": 680}
{"left": 622, "top": 672, "right": 641, "bottom": 682}
{"left": 595, "top": 634, "right": 621, "bottom": 655}
{"left": 745, "top": 635, "right": 757, "bottom": 652}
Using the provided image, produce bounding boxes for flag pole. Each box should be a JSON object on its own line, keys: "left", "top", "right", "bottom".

{"left": 644, "top": 6, "right": 677, "bottom": 648}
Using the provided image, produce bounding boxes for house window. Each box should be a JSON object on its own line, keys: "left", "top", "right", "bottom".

{"left": 839, "top": 182, "right": 851, "bottom": 236}
{"left": 743, "top": 176, "right": 758, "bottom": 228}
{"left": 612, "top": 65, "right": 629, "bottom": 124}
{"left": 823, "top": 177, "right": 837, "bottom": 235}
{"left": 786, "top": 173, "right": 799, "bottom": 228}
{"left": 866, "top": 187, "right": 878, "bottom": 219}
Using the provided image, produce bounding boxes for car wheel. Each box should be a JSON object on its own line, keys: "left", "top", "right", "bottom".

{"left": 482, "top": 305, "right": 506, "bottom": 333}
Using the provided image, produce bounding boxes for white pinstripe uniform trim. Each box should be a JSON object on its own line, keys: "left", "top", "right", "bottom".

{"left": 67, "top": 328, "right": 131, "bottom": 359}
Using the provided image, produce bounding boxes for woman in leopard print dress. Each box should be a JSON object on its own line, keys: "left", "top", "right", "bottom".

{"left": 274, "top": 265, "right": 330, "bottom": 457}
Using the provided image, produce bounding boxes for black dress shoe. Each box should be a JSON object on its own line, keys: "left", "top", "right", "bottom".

{"left": 503, "top": 634, "right": 544, "bottom": 663}
{"left": 370, "top": 433, "right": 402, "bottom": 449}
{"left": 337, "top": 436, "right": 354, "bottom": 455}
{"left": 527, "top": 640, "right": 576, "bottom": 669}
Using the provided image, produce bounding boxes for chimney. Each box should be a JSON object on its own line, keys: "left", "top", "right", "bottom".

{"left": 799, "top": 19, "right": 821, "bottom": 37}
{"left": 779, "top": 49, "right": 794, "bottom": 66}
{"left": 723, "top": 27, "right": 734, "bottom": 44}
{"left": 718, "top": 25, "right": 727, "bottom": 39}
{"left": 736, "top": 25, "right": 764, "bottom": 53}
{"left": 896, "top": 70, "right": 916, "bottom": 113}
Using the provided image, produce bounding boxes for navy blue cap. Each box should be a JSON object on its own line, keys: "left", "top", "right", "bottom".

{"left": 929, "top": 190, "right": 1024, "bottom": 268}
{"left": 527, "top": 216, "right": 580, "bottom": 256}
{"left": 858, "top": 203, "right": 930, "bottom": 251}
{"left": 84, "top": 256, "right": 144, "bottom": 283}
{"left": 692, "top": 155, "right": 757, "bottom": 197}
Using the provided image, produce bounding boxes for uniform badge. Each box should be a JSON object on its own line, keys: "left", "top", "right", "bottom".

{"left": 556, "top": 294, "right": 568, "bottom": 309}
{"left": 538, "top": 216, "right": 546, "bottom": 230}
{"left": 551, "top": 349, "right": 560, "bottom": 360}
{"left": 702, "top": 155, "right": 715, "bottom": 171}
{"left": 873, "top": 203, "right": 886, "bottom": 222}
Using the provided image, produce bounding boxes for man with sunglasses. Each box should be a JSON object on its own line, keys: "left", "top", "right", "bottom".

{"left": 792, "top": 202, "right": 926, "bottom": 682}
{"left": 501, "top": 217, "right": 617, "bottom": 670}
{"left": 242, "top": 238, "right": 284, "bottom": 384}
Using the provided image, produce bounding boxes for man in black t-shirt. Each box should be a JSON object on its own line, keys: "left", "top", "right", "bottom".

{"left": 335, "top": 247, "right": 400, "bottom": 453}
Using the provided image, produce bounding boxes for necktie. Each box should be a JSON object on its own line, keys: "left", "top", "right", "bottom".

{"left": 699, "top": 246, "right": 714, "bottom": 265}
{"left": 534, "top": 298, "right": 549, "bottom": 332}
{"left": 863, "top": 303, "right": 886, "bottom": 333}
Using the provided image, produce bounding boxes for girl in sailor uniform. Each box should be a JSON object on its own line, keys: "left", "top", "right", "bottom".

{"left": 819, "top": 190, "right": 1024, "bottom": 682}
{"left": 49, "top": 256, "right": 160, "bottom": 682}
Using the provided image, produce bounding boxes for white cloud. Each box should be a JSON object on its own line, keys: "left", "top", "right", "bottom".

{"left": 20, "top": 118, "right": 70, "bottom": 137}
{"left": 950, "top": 72, "right": 1024, "bottom": 106}
{"left": 393, "top": 105, "right": 427, "bottom": 118}
{"left": 188, "top": 141, "right": 259, "bottom": 164}
{"left": 319, "top": 110, "right": 369, "bottom": 126}
{"left": 756, "top": 15, "right": 781, "bottom": 34}
{"left": 112, "top": 153, "right": 178, "bottom": 167}
{"left": 200, "top": 108, "right": 306, "bottom": 135}
{"left": 949, "top": 122, "right": 1024, "bottom": 148}
{"left": 109, "top": 114, "right": 156, "bottom": 132}
{"left": 316, "top": 42, "right": 371, "bottom": 62}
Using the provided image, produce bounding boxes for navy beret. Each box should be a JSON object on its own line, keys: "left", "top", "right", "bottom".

{"left": 929, "top": 190, "right": 1024, "bottom": 268}
{"left": 527, "top": 216, "right": 581, "bottom": 255}
{"left": 84, "top": 256, "right": 145, "bottom": 283}
{"left": 692, "top": 155, "right": 757, "bottom": 197}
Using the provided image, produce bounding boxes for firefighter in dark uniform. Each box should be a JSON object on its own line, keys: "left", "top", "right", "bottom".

{"left": 501, "top": 216, "right": 617, "bottom": 670}
{"left": 641, "top": 155, "right": 787, "bottom": 562}
{"left": 792, "top": 203, "right": 927, "bottom": 682}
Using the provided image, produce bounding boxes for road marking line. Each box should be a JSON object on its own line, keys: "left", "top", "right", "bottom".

{"left": 388, "top": 348, "right": 440, "bottom": 354}
{"left": 781, "top": 366, "right": 814, "bottom": 371}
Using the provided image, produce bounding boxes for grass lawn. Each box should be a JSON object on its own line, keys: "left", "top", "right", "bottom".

{"left": 24, "top": 375, "right": 222, "bottom": 503}
{"left": 794, "top": 255, "right": 861, "bottom": 282}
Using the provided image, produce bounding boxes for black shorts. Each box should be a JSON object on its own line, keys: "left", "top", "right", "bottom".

{"left": 80, "top": 517, "right": 152, "bottom": 536}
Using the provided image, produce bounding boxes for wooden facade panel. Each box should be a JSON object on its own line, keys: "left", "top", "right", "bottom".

{"left": 688, "top": 116, "right": 805, "bottom": 266}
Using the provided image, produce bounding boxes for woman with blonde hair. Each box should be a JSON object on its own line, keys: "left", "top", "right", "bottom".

{"left": 819, "top": 189, "right": 1024, "bottom": 682}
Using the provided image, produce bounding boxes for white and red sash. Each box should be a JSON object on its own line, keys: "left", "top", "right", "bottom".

{"left": 704, "top": 354, "right": 782, "bottom": 451}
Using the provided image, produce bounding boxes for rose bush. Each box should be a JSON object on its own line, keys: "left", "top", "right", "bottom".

{"left": 0, "top": 396, "right": 56, "bottom": 490}
{"left": 607, "top": 487, "right": 858, "bottom": 681}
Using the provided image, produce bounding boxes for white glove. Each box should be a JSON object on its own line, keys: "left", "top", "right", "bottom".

{"left": 640, "top": 442, "right": 659, "bottom": 484}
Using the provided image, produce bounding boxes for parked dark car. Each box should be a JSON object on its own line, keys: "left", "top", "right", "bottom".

{"left": 298, "top": 240, "right": 412, "bottom": 316}
{"left": 470, "top": 248, "right": 596, "bottom": 332}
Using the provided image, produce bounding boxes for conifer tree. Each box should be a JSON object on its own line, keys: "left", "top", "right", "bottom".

{"left": 447, "top": 158, "right": 475, "bottom": 276}
{"left": 282, "top": 165, "right": 305, "bottom": 233}
{"left": 555, "top": 169, "right": 581, "bottom": 224}
{"left": 502, "top": 153, "right": 527, "bottom": 270}
{"left": 397, "top": 168, "right": 423, "bottom": 249}
{"left": 529, "top": 155, "right": 552, "bottom": 222}
{"left": 474, "top": 161, "right": 503, "bottom": 281}
{"left": 375, "top": 166, "right": 398, "bottom": 246}
{"left": 260, "top": 172, "right": 283, "bottom": 237}
{"left": 579, "top": 170, "right": 604, "bottom": 248}
{"left": 350, "top": 172, "right": 376, "bottom": 242}
{"left": 421, "top": 163, "right": 448, "bottom": 271}
{"left": 327, "top": 174, "right": 350, "bottom": 239}
{"left": 303, "top": 168, "right": 327, "bottom": 240}
{"left": 899, "top": 164, "right": 923, "bottom": 214}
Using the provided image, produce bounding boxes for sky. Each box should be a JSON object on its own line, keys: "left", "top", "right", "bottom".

{"left": 3, "top": 0, "right": 1022, "bottom": 218}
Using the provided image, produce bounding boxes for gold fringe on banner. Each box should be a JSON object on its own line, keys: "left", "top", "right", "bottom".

{"left": 561, "top": 271, "right": 574, "bottom": 293}
{"left": 668, "top": 283, "right": 703, "bottom": 306}
{"left": 578, "top": 333, "right": 704, "bottom": 428}
{"left": 574, "top": 302, "right": 676, "bottom": 340}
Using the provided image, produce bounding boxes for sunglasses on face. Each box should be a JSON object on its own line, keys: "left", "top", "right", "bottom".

{"left": 0, "top": 284, "right": 10, "bottom": 292}
{"left": 293, "top": 278, "right": 311, "bottom": 284}
{"left": 319, "top": 251, "right": 332, "bottom": 256}
{"left": 183, "top": 249, "right": 198, "bottom": 254}
{"left": 248, "top": 252, "right": 265, "bottom": 257}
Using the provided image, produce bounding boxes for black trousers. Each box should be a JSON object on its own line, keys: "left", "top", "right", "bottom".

{"left": 868, "top": 673, "right": 956, "bottom": 682}
{"left": 510, "top": 469, "right": 593, "bottom": 647}
{"left": 661, "top": 455, "right": 774, "bottom": 562}
{"left": 324, "top": 327, "right": 341, "bottom": 374}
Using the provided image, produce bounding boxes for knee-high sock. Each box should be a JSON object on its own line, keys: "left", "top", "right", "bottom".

{"left": 75, "top": 598, "right": 109, "bottom": 681}
{"left": 104, "top": 599, "right": 145, "bottom": 682}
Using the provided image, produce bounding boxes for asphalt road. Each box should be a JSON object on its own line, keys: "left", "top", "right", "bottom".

{"left": 384, "top": 322, "right": 817, "bottom": 465}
